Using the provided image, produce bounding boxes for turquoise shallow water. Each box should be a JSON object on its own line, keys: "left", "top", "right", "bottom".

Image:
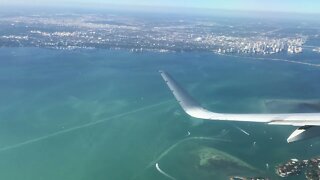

{"left": 0, "top": 47, "right": 320, "bottom": 179}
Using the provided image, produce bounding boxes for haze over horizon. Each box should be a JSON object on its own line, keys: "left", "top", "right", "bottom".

{"left": 1, "top": 0, "right": 320, "bottom": 15}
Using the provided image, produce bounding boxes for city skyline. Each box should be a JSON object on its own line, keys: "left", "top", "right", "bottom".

{"left": 1, "top": 0, "right": 320, "bottom": 14}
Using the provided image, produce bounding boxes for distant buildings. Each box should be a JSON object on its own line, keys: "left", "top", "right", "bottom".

{"left": 213, "top": 36, "right": 305, "bottom": 55}
{"left": 0, "top": 14, "right": 313, "bottom": 55}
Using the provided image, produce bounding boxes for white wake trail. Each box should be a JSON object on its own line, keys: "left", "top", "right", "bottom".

{"left": 155, "top": 163, "right": 176, "bottom": 180}
{"left": 131, "top": 131, "right": 231, "bottom": 180}
{"left": 216, "top": 53, "right": 320, "bottom": 68}
{"left": 0, "top": 100, "right": 172, "bottom": 153}
{"left": 147, "top": 136, "right": 231, "bottom": 168}
{"left": 233, "top": 125, "right": 250, "bottom": 136}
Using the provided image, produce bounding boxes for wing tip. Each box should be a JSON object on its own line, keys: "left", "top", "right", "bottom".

{"left": 159, "top": 70, "right": 165, "bottom": 74}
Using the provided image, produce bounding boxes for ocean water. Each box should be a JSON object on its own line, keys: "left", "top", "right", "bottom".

{"left": 0, "top": 47, "right": 320, "bottom": 180}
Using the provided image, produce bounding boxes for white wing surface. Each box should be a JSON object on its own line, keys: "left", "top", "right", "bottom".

{"left": 160, "top": 70, "right": 320, "bottom": 142}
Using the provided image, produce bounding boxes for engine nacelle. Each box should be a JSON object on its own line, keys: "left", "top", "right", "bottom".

{"left": 287, "top": 126, "right": 320, "bottom": 143}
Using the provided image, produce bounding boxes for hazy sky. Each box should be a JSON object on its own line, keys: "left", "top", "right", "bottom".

{"left": 1, "top": 0, "right": 320, "bottom": 14}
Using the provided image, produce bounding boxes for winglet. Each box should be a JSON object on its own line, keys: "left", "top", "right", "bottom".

{"left": 159, "top": 70, "right": 218, "bottom": 119}
{"left": 159, "top": 70, "right": 201, "bottom": 109}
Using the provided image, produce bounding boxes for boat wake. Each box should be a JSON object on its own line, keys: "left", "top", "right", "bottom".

{"left": 155, "top": 163, "right": 176, "bottom": 180}
{"left": 216, "top": 53, "right": 320, "bottom": 68}
{"left": 0, "top": 100, "right": 172, "bottom": 153}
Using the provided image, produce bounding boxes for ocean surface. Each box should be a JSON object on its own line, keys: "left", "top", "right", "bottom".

{"left": 0, "top": 47, "right": 320, "bottom": 180}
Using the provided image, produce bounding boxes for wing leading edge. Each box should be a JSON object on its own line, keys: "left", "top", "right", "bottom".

{"left": 160, "top": 70, "right": 320, "bottom": 142}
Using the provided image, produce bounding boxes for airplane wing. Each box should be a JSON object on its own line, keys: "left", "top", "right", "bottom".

{"left": 160, "top": 70, "right": 320, "bottom": 143}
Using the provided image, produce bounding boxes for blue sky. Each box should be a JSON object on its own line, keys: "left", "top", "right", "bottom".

{"left": 1, "top": 0, "right": 320, "bottom": 14}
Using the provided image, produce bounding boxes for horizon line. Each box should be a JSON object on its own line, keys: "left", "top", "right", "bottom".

{"left": 1, "top": 3, "right": 320, "bottom": 17}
